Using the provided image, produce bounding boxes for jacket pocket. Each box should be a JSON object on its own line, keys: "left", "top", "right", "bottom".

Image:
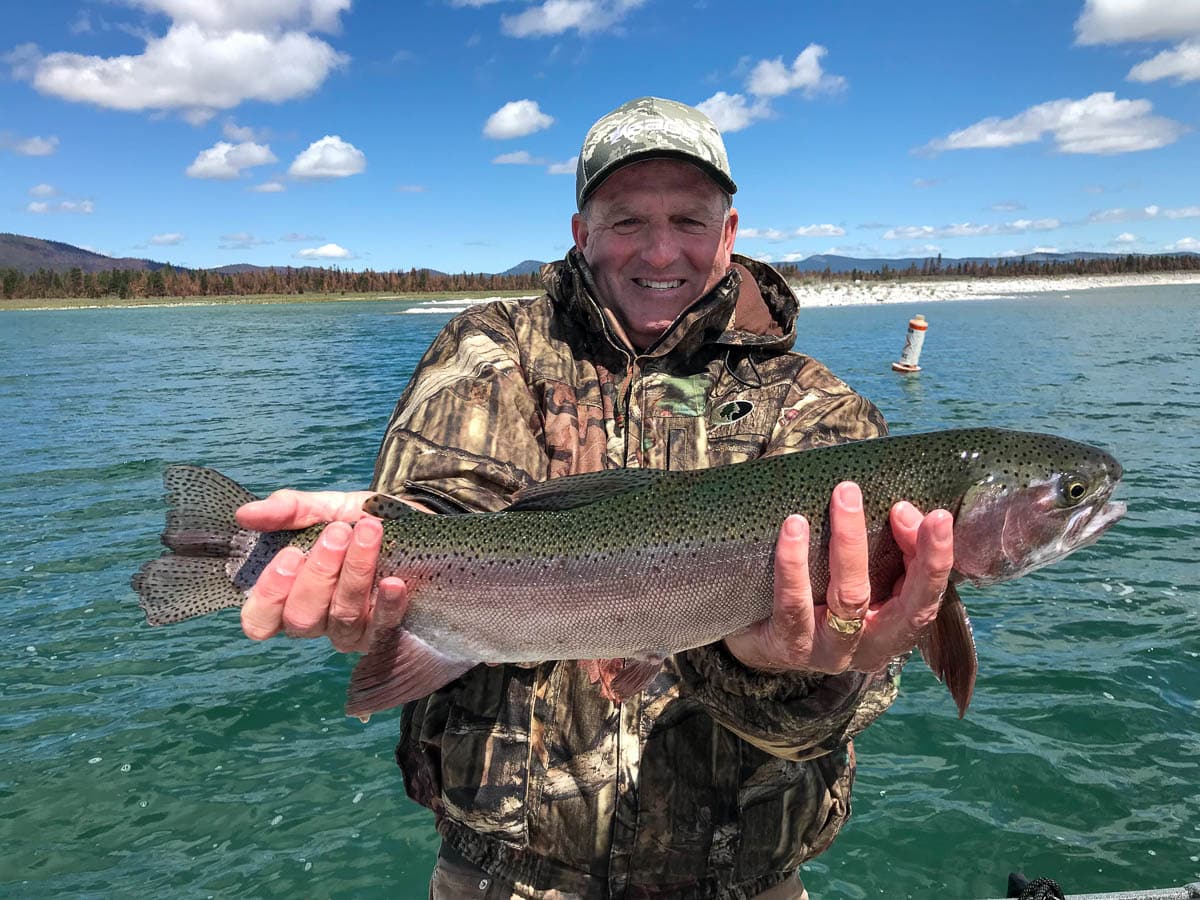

{"left": 438, "top": 666, "right": 538, "bottom": 847}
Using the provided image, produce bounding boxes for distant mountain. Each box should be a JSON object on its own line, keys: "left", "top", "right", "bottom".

{"left": 785, "top": 250, "right": 1197, "bottom": 274}
{"left": 3, "top": 232, "right": 1195, "bottom": 280}
{"left": 500, "top": 259, "right": 546, "bottom": 276}
{"left": 0, "top": 233, "right": 168, "bottom": 274}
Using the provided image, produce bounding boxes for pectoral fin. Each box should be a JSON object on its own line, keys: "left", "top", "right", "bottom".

{"left": 579, "top": 653, "right": 666, "bottom": 704}
{"left": 346, "top": 628, "right": 474, "bottom": 719}
{"left": 917, "top": 583, "right": 978, "bottom": 718}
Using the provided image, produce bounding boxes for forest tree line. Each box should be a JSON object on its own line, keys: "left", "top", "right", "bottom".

{"left": 2, "top": 253, "right": 1198, "bottom": 301}
{"left": 1, "top": 264, "right": 544, "bottom": 301}
{"left": 778, "top": 252, "right": 1200, "bottom": 283}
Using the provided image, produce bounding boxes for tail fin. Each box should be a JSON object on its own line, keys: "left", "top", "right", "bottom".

{"left": 132, "top": 465, "right": 265, "bottom": 625}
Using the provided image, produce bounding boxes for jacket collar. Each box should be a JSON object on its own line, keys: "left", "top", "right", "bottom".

{"left": 544, "top": 248, "right": 798, "bottom": 361}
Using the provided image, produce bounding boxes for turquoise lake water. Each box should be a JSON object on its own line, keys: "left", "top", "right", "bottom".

{"left": 1, "top": 285, "right": 1197, "bottom": 898}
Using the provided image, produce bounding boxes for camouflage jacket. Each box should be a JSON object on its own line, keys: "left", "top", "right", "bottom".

{"left": 371, "top": 250, "right": 900, "bottom": 899}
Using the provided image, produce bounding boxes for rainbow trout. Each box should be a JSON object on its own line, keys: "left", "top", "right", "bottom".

{"left": 132, "top": 427, "right": 1125, "bottom": 719}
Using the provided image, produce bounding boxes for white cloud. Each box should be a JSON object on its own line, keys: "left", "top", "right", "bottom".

{"left": 795, "top": 224, "right": 845, "bottom": 237}
{"left": 3, "top": 43, "right": 41, "bottom": 81}
{"left": 281, "top": 232, "right": 322, "bottom": 242}
{"left": 149, "top": 232, "right": 185, "bottom": 245}
{"left": 741, "top": 224, "right": 846, "bottom": 241}
{"left": 920, "top": 92, "right": 1185, "bottom": 156}
{"left": 547, "top": 156, "right": 577, "bottom": 175}
{"left": 696, "top": 91, "right": 771, "bottom": 133}
{"left": 297, "top": 242, "right": 351, "bottom": 259}
{"left": 1075, "top": 2, "right": 1200, "bottom": 85}
{"left": 501, "top": 0, "right": 646, "bottom": 37}
{"left": 288, "top": 135, "right": 366, "bottom": 178}
{"left": 484, "top": 100, "right": 554, "bottom": 139}
{"left": 1088, "top": 204, "right": 1200, "bottom": 223}
{"left": 1166, "top": 236, "right": 1200, "bottom": 251}
{"left": 1114, "top": 232, "right": 1138, "bottom": 243}
{"left": 740, "top": 228, "right": 789, "bottom": 241}
{"left": 1, "top": 133, "right": 59, "bottom": 156}
{"left": 223, "top": 119, "right": 267, "bottom": 142}
{"left": 746, "top": 45, "right": 846, "bottom": 98}
{"left": 250, "top": 180, "right": 286, "bottom": 193}
{"left": 698, "top": 44, "right": 845, "bottom": 134}
{"left": 1129, "top": 40, "right": 1200, "bottom": 84}
{"left": 219, "top": 232, "right": 270, "bottom": 249}
{"left": 990, "top": 201, "right": 1025, "bottom": 212}
{"left": 186, "top": 141, "right": 278, "bottom": 179}
{"left": 883, "top": 219, "right": 1060, "bottom": 240}
{"left": 126, "top": 0, "right": 350, "bottom": 33}
{"left": 1075, "top": 0, "right": 1200, "bottom": 44}
{"left": 29, "top": 183, "right": 57, "bottom": 197}
{"left": 997, "top": 246, "right": 1061, "bottom": 257}
{"left": 396, "top": 184, "right": 426, "bottom": 193}
{"left": 27, "top": 199, "right": 94, "bottom": 214}
{"left": 493, "top": 150, "right": 546, "bottom": 165}
{"left": 16, "top": 2, "right": 349, "bottom": 120}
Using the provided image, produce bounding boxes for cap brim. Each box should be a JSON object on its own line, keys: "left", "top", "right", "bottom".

{"left": 578, "top": 150, "right": 738, "bottom": 209}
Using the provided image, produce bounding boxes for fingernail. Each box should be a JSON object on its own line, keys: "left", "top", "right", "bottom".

{"left": 839, "top": 482, "right": 862, "bottom": 512}
{"left": 322, "top": 526, "right": 351, "bottom": 551}
{"left": 354, "top": 518, "right": 381, "bottom": 546}
{"left": 932, "top": 511, "right": 953, "bottom": 542}
{"left": 783, "top": 515, "right": 807, "bottom": 539}
{"left": 896, "top": 502, "right": 921, "bottom": 528}
{"left": 275, "top": 554, "right": 297, "bottom": 578}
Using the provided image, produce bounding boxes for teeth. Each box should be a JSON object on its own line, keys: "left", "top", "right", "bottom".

{"left": 635, "top": 279, "right": 683, "bottom": 290}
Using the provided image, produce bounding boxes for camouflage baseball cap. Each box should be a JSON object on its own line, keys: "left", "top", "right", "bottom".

{"left": 576, "top": 96, "right": 737, "bottom": 209}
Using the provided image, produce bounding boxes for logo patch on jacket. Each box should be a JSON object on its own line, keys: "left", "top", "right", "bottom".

{"left": 711, "top": 400, "right": 755, "bottom": 426}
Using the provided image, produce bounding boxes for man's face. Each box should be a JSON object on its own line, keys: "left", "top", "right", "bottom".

{"left": 571, "top": 159, "right": 738, "bottom": 351}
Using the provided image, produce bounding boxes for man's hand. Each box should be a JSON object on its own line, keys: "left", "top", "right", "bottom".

{"left": 236, "top": 489, "right": 410, "bottom": 654}
{"left": 724, "top": 481, "right": 954, "bottom": 675}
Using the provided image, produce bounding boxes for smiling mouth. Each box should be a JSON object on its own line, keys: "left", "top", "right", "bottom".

{"left": 633, "top": 278, "right": 685, "bottom": 291}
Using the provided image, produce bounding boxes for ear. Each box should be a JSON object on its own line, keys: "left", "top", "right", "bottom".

{"left": 571, "top": 212, "right": 590, "bottom": 254}
{"left": 724, "top": 206, "right": 739, "bottom": 256}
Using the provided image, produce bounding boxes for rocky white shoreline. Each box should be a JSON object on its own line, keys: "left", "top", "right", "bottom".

{"left": 786, "top": 270, "right": 1200, "bottom": 308}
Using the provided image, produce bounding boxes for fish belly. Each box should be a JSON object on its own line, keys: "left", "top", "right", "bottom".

{"left": 393, "top": 536, "right": 777, "bottom": 663}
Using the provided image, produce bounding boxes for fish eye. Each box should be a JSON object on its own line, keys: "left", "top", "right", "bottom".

{"left": 1062, "top": 476, "right": 1089, "bottom": 505}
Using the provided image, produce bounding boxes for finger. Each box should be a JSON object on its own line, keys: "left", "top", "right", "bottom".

{"left": 722, "top": 515, "right": 813, "bottom": 671}
{"left": 825, "top": 481, "right": 872, "bottom": 621}
{"left": 889, "top": 501, "right": 924, "bottom": 559}
{"left": 771, "top": 514, "right": 816, "bottom": 643}
{"left": 241, "top": 546, "right": 304, "bottom": 640}
{"left": 327, "top": 516, "right": 383, "bottom": 652}
{"left": 237, "top": 489, "right": 375, "bottom": 531}
{"left": 281, "top": 522, "right": 353, "bottom": 637}
{"left": 856, "top": 509, "right": 954, "bottom": 668}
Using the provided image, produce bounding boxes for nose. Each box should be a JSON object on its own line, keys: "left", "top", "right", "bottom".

{"left": 640, "top": 222, "right": 681, "bottom": 269}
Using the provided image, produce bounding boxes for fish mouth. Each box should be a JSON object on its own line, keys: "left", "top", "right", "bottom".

{"left": 1065, "top": 499, "right": 1126, "bottom": 551}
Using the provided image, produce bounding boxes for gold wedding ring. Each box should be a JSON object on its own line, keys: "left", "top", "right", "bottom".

{"left": 826, "top": 611, "right": 865, "bottom": 635}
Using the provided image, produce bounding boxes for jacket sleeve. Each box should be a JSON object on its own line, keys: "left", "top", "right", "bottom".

{"left": 370, "top": 302, "right": 546, "bottom": 511}
{"left": 679, "top": 360, "right": 908, "bottom": 761}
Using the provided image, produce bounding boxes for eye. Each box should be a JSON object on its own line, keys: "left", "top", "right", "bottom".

{"left": 611, "top": 218, "right": 641, "bottom": 235}
{"left": 1062, "top": 476, "right": 1089, "bottom": 505}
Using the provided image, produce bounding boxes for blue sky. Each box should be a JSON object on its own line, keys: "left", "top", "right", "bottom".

{"left": 2, "top": 0, "right": 1198, "bottom": 273}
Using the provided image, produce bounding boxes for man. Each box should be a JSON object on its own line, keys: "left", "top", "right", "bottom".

{"left": 237, "top": 97, "right": 954, "bottom": 898}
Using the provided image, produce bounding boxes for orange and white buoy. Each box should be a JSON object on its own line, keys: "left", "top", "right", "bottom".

{"left": 891, "top": 314, "right": 928, "bottom": 372}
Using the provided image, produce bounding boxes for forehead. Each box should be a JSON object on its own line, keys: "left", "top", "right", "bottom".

{"left": 588, "top": 159, "right": 725, "bottom": 211}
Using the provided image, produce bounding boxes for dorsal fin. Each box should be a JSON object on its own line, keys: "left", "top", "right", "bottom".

{"left": 362, "top": 493, "right": 422, "bottom": 520}
{"left": 506, "top": 468, "right": 665, "bottom": 513}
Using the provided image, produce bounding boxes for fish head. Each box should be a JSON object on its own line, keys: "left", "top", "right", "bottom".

{"left": 951, "top": 433, "right": 1126, "bottom": 586}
